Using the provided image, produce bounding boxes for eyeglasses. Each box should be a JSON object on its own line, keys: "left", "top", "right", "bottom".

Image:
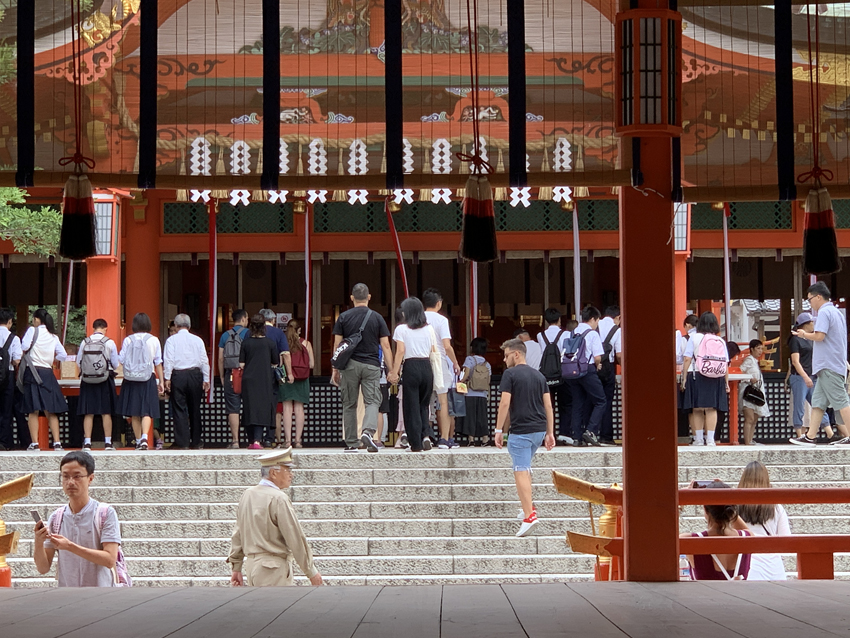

{"left": 61, "top": 474, "right": 90, "bottom": 483}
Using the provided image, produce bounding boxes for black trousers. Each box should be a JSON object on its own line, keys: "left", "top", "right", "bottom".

{"left": 401, "top": 359, "right": 433, "bottom": 451}
{"left": 568, "top": 370, "right": 607, "bottom": 439}
{"left": 549, "top": 382, "right": 572, "bottom": 438}
{"left": 171, "top": 368, "right": 204, "bottom": 447}
{"left": 600, "top": 374, "right": 616, "bottom": 441}
{"left": 0, "top": 373, "right": 13, "bottom": 449}
{"left": 12, "top": 385, "right": 31, "bottom": 448}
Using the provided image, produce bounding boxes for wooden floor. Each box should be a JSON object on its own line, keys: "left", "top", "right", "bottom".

{"left": 2, "top": 581, "right": 848, "bottom": 638}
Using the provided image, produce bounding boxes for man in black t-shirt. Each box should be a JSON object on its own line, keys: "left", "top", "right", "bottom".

{"left": 332, "top": 284, "right": 395, "bottom": 452}
{"left": 495, "top": 339, "right": 555, "bottom": 537}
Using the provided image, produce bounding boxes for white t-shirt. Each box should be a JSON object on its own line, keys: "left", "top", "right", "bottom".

{"left": 393, "top": 324, "right": 435, "bottom": 359}
{"left": 744, "top": 505, "right": 790, "bottom": 581}
{"left": 597, "top": 317, "right": 622, "bottom": 363}
{"left": 524, "top": 339, "right": 543, "bottom": 371}
{"left": 425, "top": 311, "right": 451, "bottom": 358}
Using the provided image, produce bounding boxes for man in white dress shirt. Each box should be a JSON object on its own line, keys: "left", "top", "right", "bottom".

{"left": 564, "top": 306, "right": 606, "bottom": 446}
{"left": 163, "top": 314, "right": 211, "bottom": 449}
{"left": 0, "top": 308, "right": 22, "bottom": 451}
{"left": 597, "top": 306, "right": 622, "bottom": 445}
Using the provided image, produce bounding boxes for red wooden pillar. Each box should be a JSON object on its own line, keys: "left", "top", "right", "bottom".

{"left": 124, "top": 193, "right": 161, "bottom": 337}
{"left": 620, "top": 138, "right": 679, "bottom": 581}
{"left": 674, "top": 253, "right": 688, "bottom": 325}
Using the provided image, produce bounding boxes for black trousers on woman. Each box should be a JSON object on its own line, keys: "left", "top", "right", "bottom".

{"left": 401, "top": 358, "right": 433, "bottom": 451}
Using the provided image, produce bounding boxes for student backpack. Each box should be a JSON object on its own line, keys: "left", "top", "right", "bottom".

{"left": 560, "top": 330, "right": 590, "bottom": 380}
{"left": 0, "top": 335, "right": 12, "bottom": 385}
{"left": 222, "top": 328, "right": 244, "bottom": 370}
{"left": 539, "top": 329, "right": 566, "bottom": 386}
{"left": 51, "top": 504, "right": 133, "bottom": 587}
{"left": 291, "top": 344, "right": 311, "bottom": 380}
{"left": 78, "top": 337, "right": 111, "bottom": 384}
{"left": 695, "top": 333, "right": 728, "bottom": 378}
{"left": 597, "top": 326, "right": 620, "bottom": 385}
{"left": 122, "top": 334, "right": 154, "bottom": 381}
{"left": 465, "top": 356, "right": 491, "bottom": 392}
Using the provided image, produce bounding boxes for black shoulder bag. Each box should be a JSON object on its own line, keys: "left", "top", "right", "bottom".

{"left": 330, "top": 309, "right": 373, "bottom": 370}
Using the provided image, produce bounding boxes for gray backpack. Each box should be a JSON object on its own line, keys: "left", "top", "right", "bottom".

{"left": 79, "top": 336, "right": 111, "bottom": 384}
{"left": 222, "top": 328, "right": 244, "bottom": 370}
{"left": 122, "top": 334, "right": 154, "bottom": 381}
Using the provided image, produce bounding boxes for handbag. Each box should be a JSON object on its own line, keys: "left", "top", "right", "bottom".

{"left": 428, "top": 326, "right": 444, "bottom": 390}
{"left": 274, "top": 365, "right": 288, "bottom": 386}
{"left": 742, "top": 383, "right": 766, "bottom": 407}
{"left": 230, "top": 367, "right": 243, "bottom": 394}
{"left": 447, "top": 388, "right": 466, "bottom": 417}
{"left": 331, "top": 309, "right": 373, "bottom": 370}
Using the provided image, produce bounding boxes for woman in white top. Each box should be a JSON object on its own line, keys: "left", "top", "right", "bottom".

{"left": 20, "top": 309, "right": 68, "bottom": 451}
{"left": 740, "top": 339, "right": 771, "bottom": 445}
{"left": 389, "top": 297, "right": 439, "bottom": 452}
{"left": 117, "top": 313, "right": 164, "bottom": 451}
{"left": 736, "top": 461, "right": 790, "bottom": 580}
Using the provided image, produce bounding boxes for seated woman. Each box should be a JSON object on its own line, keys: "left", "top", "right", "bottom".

{"left": 682, "top": 480, "right": 752, "bottom": 580}
{"left": 737, "top": 461, "right": 790, "bottom": 580}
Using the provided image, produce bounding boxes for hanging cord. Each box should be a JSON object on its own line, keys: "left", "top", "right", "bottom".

{"left": 455, "top": 0, "right": 493, "bottom": 175}
{"left": 58, "top": 0, "right": 96, "bottom": 172}
{"left": 796, "top": 5, "right": 832, "bottom": 187}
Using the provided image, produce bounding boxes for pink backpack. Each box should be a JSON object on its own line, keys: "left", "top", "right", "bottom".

{"left": 52, "top": 503, "right": 132, "bottom": 587}
{"left": 695, "top": 334, "right": 728, "bottom": 379}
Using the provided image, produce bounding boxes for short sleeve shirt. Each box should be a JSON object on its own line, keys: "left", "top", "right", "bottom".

{"left": 45, "top": 499, "right": 122, "bottom": 587}
{"left": 393, "top": 323, "right": 434, "bottom": 359}
{"left": 332, "top": 306, "right": 391, "bottom": 367}
{"left": 598, "top": 317, "right": 621, "bottom": 363}
{"left": 789, "top": 335, "right": 814, "bottom": 376}
{"left": 264, "top": 325, "right": 290, "bottom": 356}
{"left": 500, "top": 364, "right": 549, "bottom": 434}
{"left": 569, "top": 324, "right": 605, "bottom": 364}
{"left": 813, "top": 302, "right": 848, "bottom": 377}
{"left": 425, "top": 311, "right": 451, "bottom": 358}
{"left": 218, "top": 325, "right": 249, "bottom": 349}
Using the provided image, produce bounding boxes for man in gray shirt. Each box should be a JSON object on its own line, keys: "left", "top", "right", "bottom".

{"left": 790, "top": 281, "right": 850, "bottom": 446}
{"left": 34, "top": 452, "right": 122, "bottom": 586}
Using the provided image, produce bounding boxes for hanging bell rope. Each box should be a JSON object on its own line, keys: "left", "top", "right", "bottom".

{"left": 57, "top": 0, "right": 98, "bottom": 261}
{"left": 798, "top": 5, "right": 839, "bottom": 276}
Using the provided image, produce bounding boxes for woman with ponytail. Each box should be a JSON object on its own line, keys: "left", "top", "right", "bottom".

{"left": 682, "top": 480, "right": 753, "bottom": 580}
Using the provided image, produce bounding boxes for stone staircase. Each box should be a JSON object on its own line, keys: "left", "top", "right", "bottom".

{"left": 3, "top": 447, "right": 850, "bottom": 586}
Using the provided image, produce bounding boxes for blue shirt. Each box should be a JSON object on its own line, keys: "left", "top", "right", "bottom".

{"left": 813, "top": 302, "right": 848, "bottom": 377}
{"left": 264, "top": 324, "right": 290, "bottom": 356}
{"left": 218, "top": 325, "right": 249, "bottom": 349}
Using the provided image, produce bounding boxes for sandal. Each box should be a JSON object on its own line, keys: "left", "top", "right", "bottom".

{"left": 295, "top": 440, "right": 303, "bottom": 448}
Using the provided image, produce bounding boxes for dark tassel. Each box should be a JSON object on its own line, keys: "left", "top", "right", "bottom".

{"left": 58, "top": 173, "right": 97, "bottom": 260}
{"left": 803, "top": 187, "right": 841, "bottom": 275}
{"left": 459, "top": 174, "right": 498, "bottom": 263}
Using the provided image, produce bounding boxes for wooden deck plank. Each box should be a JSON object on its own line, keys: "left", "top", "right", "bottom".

{"left": 165, "top": 587, "right": 311, "bottom": 638}
{"left": 5, "top": 588, "right": 109, "bottom": 627}
{"left": 350, "top": 585, "right": 442, "bottom": 638}
{"left": 60, "top": 588, "right": 253, "bottom": 638}
{"left": 8, "top": 588, "right": 173, "bottom": 638}
{"left": 701, "top": 581, "right": 850, "bottom": 635}
{"left": 565, "top": 582, "right": 743, "bottom": 638}
{"left": 502, "top": 583, "right": 625, "bottom": 638}
{"left": 773, "top": 579, "right": 850, "bottom": 606}
{"left": 440, "top": 584, "right": 525, "bottom": 638}
{"left": 642, "top": 582, "right": 838, "bottom": 638}
{"left": 251, "top": 586, "right": 382, "bottom": 638}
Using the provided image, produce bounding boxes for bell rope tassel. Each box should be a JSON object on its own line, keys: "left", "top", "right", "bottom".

{"left": 58, "top": 173, "right": 97, "bottom": 260}
{"left": 803, "top": 186, "right": 841, "bottom": 275}
{"left": 459, "top": 174, "right": 498, "bottom": 263}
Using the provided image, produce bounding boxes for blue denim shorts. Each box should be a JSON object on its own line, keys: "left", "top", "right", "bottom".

{"left": 506, "top": 431, "right": 546, "bottom": 472}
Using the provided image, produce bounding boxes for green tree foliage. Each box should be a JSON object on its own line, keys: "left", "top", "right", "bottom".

{"left": 28, "top": 305, "right": 88, "bottom": 349}
{"left": 0, "top": 188, "right": 62, "bottom": 257}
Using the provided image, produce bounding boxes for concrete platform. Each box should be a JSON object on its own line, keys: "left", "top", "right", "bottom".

{"left": 3, "top": 581, "right": 848, "bottom": 638}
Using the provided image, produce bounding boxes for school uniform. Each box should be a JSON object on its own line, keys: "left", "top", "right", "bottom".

{"left": 682, "top": 333, "right": 729, "bottom": 412}
{"left": 164, "top": 328, "right": 210, "bottom": 448}
{"left": 563, "top": 323, "right": 606, "bottom": 441}
{"left": 117, "top": 333, "right": 162, "bottom": 419}
{"left": 0, "top": 326, "right": 22, "bottom": 449}
{"left": 18, "top": 326, "right": 68, "bottom": 415}
{"left": 76, "top": 333, "right": 120, "bottom": 417}
{"left": 597, "top": 317, "right": 621, "bottom": 443}
{"left": 537, "top": 325, "right": 571, "bottom": 438}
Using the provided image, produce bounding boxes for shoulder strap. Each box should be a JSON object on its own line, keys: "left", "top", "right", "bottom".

{"left": 555, "top": 329, "right": 565, "bottom": 344}
{"left": 603, "top": 325, "right": 619, "bottom": 347}
{"left": 24, "top": 325, "right": 39, "bottom": 353}
{"left": 541, "top": 332, "right": 550, "bottom": 346}
{"left": 51, "top": 505, "right": 65, "bottom": 535}
{"left": 0, "top": 334, "right": 12, "bottom": 355}
{"left": 357, "top": 309, "right": 373, "bottom": 332}
{"left": 95, "top": 503, "right": 110, "bottom": 536}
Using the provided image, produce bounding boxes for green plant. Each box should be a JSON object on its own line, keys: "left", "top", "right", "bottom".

{"left": 0, "top": 188, "right": 62, "bottom": 256}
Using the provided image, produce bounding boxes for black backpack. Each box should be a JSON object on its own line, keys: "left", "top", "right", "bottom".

{"left": 598, "top": 325, "right": 620, "bottom": 385}
{"left": 0, "top": 335, "right": 12, "bottom": 385}
{"left": 539, "top": 329, "right": 565, "bottom": 386}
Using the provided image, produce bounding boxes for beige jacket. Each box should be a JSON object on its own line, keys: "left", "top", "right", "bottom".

{"left": 227, "top": 484, "right": 318, "bottom": 579}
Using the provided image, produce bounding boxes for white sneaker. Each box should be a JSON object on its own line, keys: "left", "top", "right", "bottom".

{"left": 516, "top": 508, "right": 537, "bottom": 521}
{"left": 689, "top": 439, "right": 704, "bottom": 446}
{"left": 705, "top": 440, "right": 716, "bottom": 447}
{"left": 516, "top": 516, "right": 539, "bottom": 537}
{"left": 26, "top": 443, "right": 39, "bottom": 451}
{"left": 556, "top": 435, "right": 574, "bottom": 446}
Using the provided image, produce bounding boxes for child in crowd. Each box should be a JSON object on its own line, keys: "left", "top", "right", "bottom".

{"left": 455, "top": 338, "right": 492, "bottom": 446}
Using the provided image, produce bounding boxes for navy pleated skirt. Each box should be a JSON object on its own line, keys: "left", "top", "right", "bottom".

{"left": 682, "top": 372, "right": 728, "bottom": 412}
{"left": 18, "top": 367, "right": 68, "bottom": 415}
{"left": 77, "top": 374, "right": 118, "bottom": 416}
{"left": 117, "top": 376, "right": 161, "bottom": 418}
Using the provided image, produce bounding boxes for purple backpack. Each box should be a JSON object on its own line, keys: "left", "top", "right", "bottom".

{"left": 52, "top": 503, "right": 132, "bottom": 587}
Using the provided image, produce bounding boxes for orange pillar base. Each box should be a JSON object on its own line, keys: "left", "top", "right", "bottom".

{"left": 728, "top": 381, "right": 740, "bottom": 445}
{"left": 0, "top": 565, "right": 11, "bottom": 587}
{"left": 38, "top": 416, "right": 49, "bottom": 450}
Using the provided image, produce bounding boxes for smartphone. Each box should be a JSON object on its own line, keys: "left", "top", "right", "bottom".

{"left": 692, "top": 480, "right": 718, "bottom": 488}
{"left": 30, "top": 510, "right": 42, "bottom": 525}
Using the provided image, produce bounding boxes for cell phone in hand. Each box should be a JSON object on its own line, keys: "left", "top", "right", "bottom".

{"left": 30, "top": 510, "right": 42, "bottom": 526}
{"left": 692, "top": 480, "right": 719, "bottom": 488}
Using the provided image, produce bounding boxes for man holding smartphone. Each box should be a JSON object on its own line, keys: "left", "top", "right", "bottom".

{"left": 33, "top": 451, "right": 122, "bottom": 587}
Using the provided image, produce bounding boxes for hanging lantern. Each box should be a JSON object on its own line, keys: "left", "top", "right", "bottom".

{"left": 615, "top": 9, "right": 682, "bottom": 136}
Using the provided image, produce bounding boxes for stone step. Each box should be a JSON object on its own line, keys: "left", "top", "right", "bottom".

{"left": 7, "top": 553, "right": 597, "bottom": 579}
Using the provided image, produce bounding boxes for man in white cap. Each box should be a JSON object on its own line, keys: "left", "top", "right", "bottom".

{"left": 227, "top": 447, "right": 323, "bottom": 587}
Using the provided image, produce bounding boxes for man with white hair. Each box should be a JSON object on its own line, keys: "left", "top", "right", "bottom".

{"left": 163, "top": 313, "right": 210, "bottom": 449}
{"left": 228, "top": 447, "right": 323, "bottom": 587}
